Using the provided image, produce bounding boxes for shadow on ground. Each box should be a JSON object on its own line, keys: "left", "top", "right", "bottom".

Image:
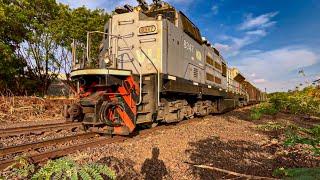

{"left": 97, "top": 147, "right": 171, "bottom": 180}
{"left": 97, "top": 156, "right": 142, "bottom": 180}
{"left": 186, "top": 136, "right": 320, "bottom": 179}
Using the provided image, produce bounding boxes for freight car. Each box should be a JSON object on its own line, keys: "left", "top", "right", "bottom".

{"left": 64, "top": 0, "right": 266, "bottom": 135}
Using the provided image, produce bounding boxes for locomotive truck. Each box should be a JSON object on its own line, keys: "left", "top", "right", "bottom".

{"left": 64, "top": 0, "right": 266, "bottom": 135}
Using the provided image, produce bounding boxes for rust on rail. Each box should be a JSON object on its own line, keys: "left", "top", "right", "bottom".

{"left": 0, "top": 132, "right": 98, "bottom": 157}
{"left": 0, "top": 136, "right": 128, "bottom": 171}
{"left": 0, "top": 122, "right": 82, "bottom": 138}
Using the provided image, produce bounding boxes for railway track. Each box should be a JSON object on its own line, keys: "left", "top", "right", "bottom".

{"left": 0, "top": 122, "right": 83, "bottom": 138}
{"left": 0, "top": 132, "right": 98, "bottom": 157}
{"left": 0, "top": 132, "right": 128, "bottom": 171}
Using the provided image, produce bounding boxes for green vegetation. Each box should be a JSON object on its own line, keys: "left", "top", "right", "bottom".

{"left": 9, "top": 156, "right": 35, "bottom": 178}
{"left": 250, "top": 86, "right": 320, "bottom": 120}
{"left": 251, "top": 86, "right": 320, "bottom": 178}
{"left": 256, "top": 122, "right": 284, "bottom": 131}
{"left": 10, "top": 157, "right": 116, "bottom": 179}
{"left": 269, "top": 86, "right": 320, "bottom": 117}
{"left": 0, "top": 0, "right": 109, "bottom": 95}
{"left": 284, "top": 125, "right": 320, "bottom": 155}
{"left": 250, "top": 103, "right": 279, "bottom": 120}
{"left": 273, "top": 167, "right": 320, "bottom": 179}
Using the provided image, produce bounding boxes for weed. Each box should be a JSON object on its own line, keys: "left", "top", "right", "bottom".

{"left": 273, "top": 167, "right": 320, "bottom": 179}
{"left": 250, "top": 108, "right": 262, "bottom": 120}
{"left": 284, "top": 125, "right": 320, "bottom": 155}
{"left": 31, "top": 158, "right": 116, "bottom": 180}
{"left": 9, "top": 156, "right": 35, "bottom": 178}
{"left": 249, "top": 103, "right": 279, "bottom": 120}
{"left": 256, "top": 122, "right": 284, "bottom": 131}
{"left": 269, "top": 87, "right": 320, "bottom": 117}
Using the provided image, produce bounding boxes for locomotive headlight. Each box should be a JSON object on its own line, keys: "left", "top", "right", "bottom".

{"left": 138, "top": 25, "right": 157, "bottom": 35}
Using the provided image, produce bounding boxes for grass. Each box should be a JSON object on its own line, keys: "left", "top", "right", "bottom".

{"left": 284, "top": 125, "right": 320, "bottom": 155}
{"left": 256, "top": 122, "right": 284, "bottom": 131}
{"left": 249, "top": 103, "right": 279, "bottom": 120}
{"left": 273, "top": 167, "right": 320, "bottom": 179}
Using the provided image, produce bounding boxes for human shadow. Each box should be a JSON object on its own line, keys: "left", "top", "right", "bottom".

{"left": 141, "top": 147, "right": 168, "bottom": 180}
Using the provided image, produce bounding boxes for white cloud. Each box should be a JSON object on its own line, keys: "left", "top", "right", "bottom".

{"left": 234, "top": 47, "right": 319, "bottom": 92}
{"left": 214, "top": 11, "right": 278, "bottom": 57}
{"left": 214, "top": 43, "right": 231, "bottom": 52}
{"left": 253, "top": 79, "right": 266, "bottom": 83}
{"left": 239, "top": 12, "right": 278, "bottom": 30}
{"left": 211, "top": 5, "right": 219, "bottom": 15}
{"left": 246, "top": 30, "right": 267, "bottom": 36}
{"left": 214, "top": 35, "right": 259, "bottom": 57}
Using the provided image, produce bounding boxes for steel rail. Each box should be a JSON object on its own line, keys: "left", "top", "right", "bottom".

{"left": 0, "top": 122, "right": 83, "bottom": 138}
{"left": 0, "top": 136, "right": 127, "bottom": 171}
{"left": 0, "top": 132, "right": 98, "bottom": 157}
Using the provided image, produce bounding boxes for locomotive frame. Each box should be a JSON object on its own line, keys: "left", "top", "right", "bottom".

{"left": 64, "top": 0, "right": 266, "bottom": 135}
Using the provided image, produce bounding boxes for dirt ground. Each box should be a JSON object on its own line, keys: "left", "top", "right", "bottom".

{"left": 1, "top": 99, "right": 319, "bottom": 179}
{"left": 67, "top": 107, "right": 320, "bottom": 179}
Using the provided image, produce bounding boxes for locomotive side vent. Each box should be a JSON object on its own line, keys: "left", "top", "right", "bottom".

{"left": 193, "top": 68, "right": 199, "bottom": 78}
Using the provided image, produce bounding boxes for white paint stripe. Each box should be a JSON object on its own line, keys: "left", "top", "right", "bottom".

{"left": 168, "top": 75, "right": 176, "bottom": 81}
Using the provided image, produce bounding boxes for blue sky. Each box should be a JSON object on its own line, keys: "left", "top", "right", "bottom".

{"left": 58, "top": 0, "right": 320, "bottom": 92}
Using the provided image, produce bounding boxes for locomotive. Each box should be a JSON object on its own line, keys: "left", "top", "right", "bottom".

{"left": 64, "top": 0, "right": 266, "bottom": 135}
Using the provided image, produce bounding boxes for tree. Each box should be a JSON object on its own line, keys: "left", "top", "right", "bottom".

{"left": 0, "top": 0, "right": 29, "bottom": 94}
{"left": 0, "top": 0, "right": 109, "bottom": 95}
{"left": 49, "top": 6, "right": 109, "bottom": 92}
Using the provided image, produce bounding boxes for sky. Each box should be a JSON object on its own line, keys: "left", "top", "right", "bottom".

{"left": 58, "top": 0, "right": 320, "bottom": 92}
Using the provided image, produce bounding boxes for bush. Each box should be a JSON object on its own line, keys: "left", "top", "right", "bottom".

{"left": 250, "top": 108, "right": 263, "bottom": 120}
{"left": 249, "top": 103, "right": 279, "bottom": 120}
{"left": 10, "top": 157, "right": 116, "bottom": 180}
{"left": 269, "top": 87, "right": 320, "bottom": 117}
{"left": 32, "top": 158, "right": 116, "bottom": 180}
{"left": 284, "top": 125, "right": 320, "bottom": 155}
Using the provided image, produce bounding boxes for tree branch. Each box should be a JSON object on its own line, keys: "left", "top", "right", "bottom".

{"left": 184, "top": 162, "right": 279, "bottom": 180}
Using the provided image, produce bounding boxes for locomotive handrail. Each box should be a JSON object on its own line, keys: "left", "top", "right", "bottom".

{"left": 85, "top": 31, "right": 144, "bottom": 105}
{"left": 139, "top": 47, "right": 161, "bottom": 107}
{"left": 86, "top": 31, "right": 122, "bottom": 65}
{"left": 118, "top": 37, "right": 143, "bottom": 105}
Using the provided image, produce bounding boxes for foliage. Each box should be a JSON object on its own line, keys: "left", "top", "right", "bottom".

{"left": 250, "top": 107, "right": 263, "bottom": 120}
{"left": 256, "top": 122, "right": 284, "bottom": 131}
{"left": 273, "top": 167, "right": 320, "bottom": 179}
{"left": 269, "top": 87, "right": 320, "bottom": 117}
{"left": 249, "top": 103, "right": 279, "bottom": 120}
{"left": 0, "top": 0, "right": 31, "bottom": 94}
{"left": 0, "top": 0, "right": 109, "bottom": 95}
{"left": 284, "top": 125, "right": 320, "bottom": 155}
{"left": 9, "top": 156, "right": 35, "bottom": 178}
{"left": 31, "top": 158, "right": 116, "bottom": 180}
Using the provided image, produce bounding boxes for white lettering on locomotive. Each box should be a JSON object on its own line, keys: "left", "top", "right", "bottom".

{"left": 184, "top": 40, "right": 194, "bottom": 53}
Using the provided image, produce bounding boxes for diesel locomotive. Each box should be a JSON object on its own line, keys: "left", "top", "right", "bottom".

{"left": 64, "top": 0, "right": 266, "bottom": 135}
